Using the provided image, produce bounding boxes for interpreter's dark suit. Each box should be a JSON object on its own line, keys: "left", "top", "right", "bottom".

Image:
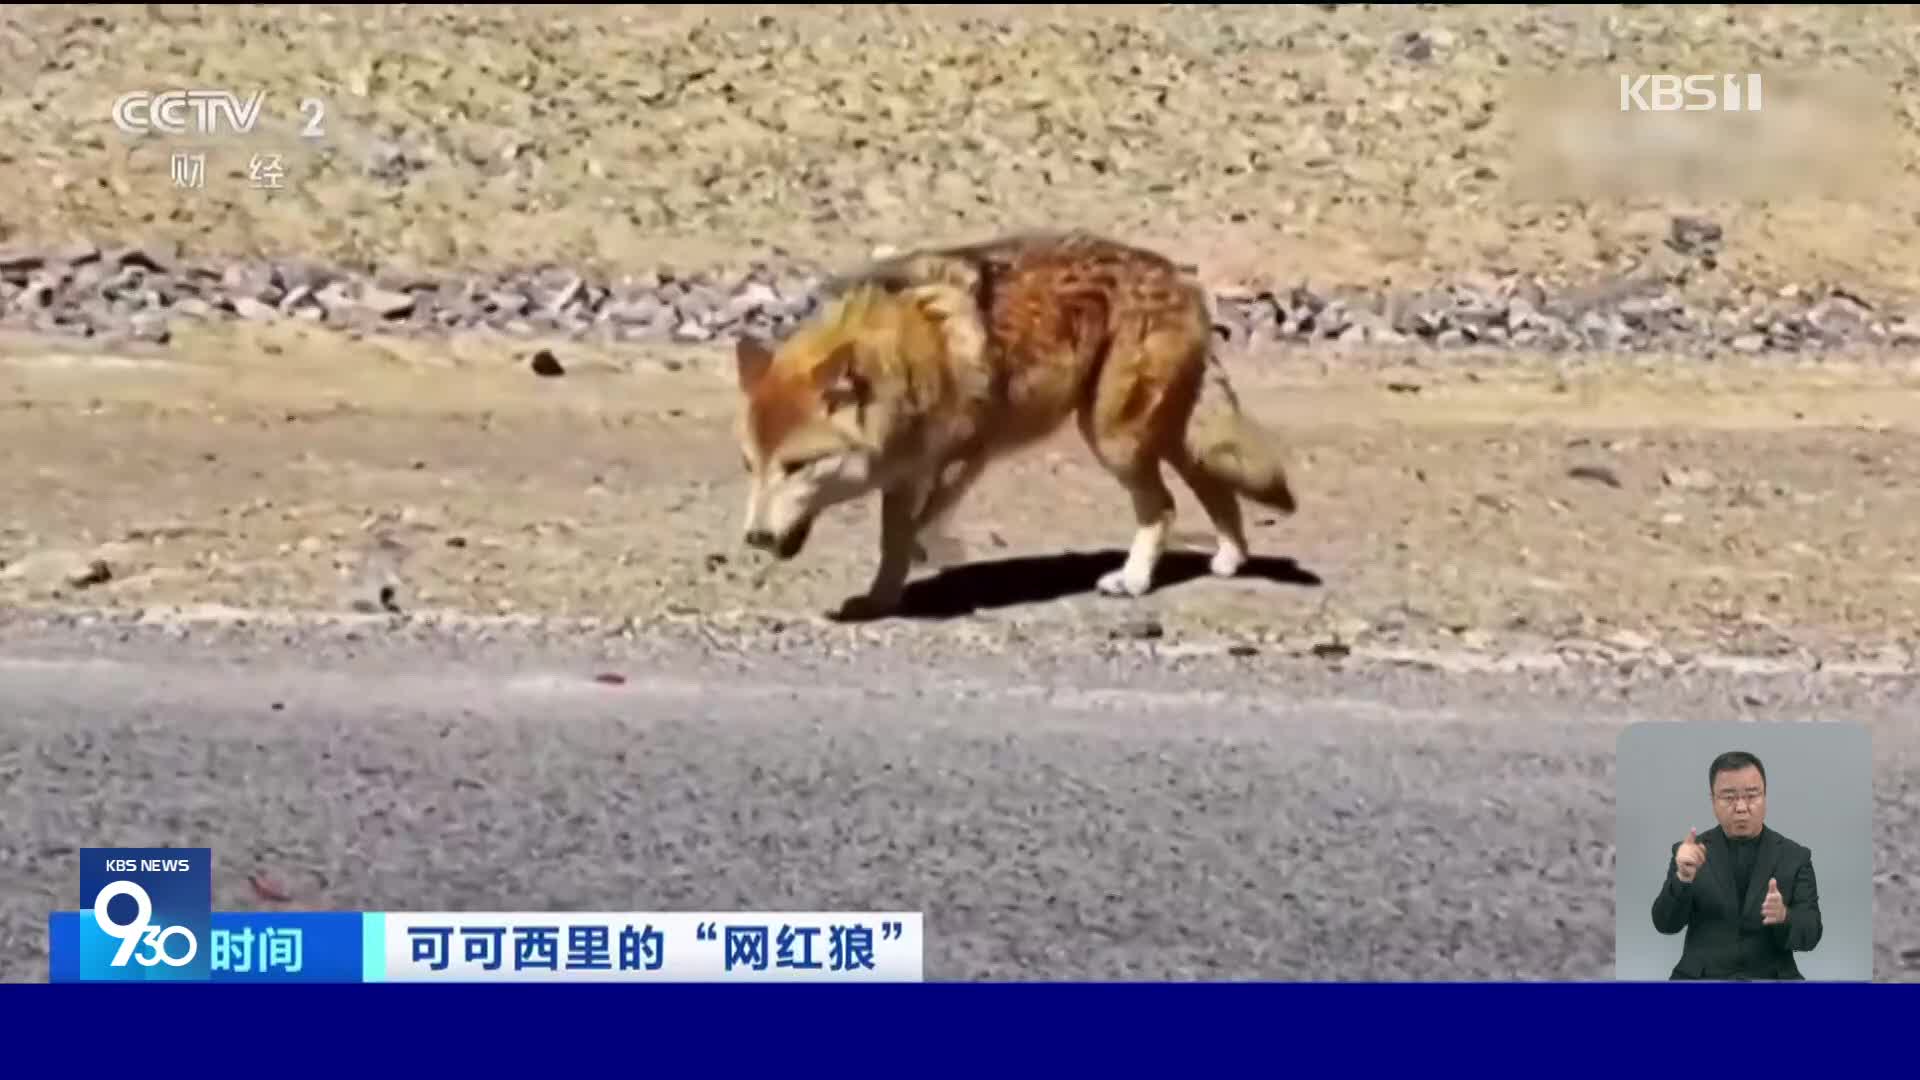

{"left": 1650, "top": 824, "right": 1823, "bottom": 980}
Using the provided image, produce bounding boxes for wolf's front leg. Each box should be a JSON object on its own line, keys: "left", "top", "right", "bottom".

{"left": 834, "top": 485, "right": 920, "bottom": 621}
{"left": 907, "top": 454, "right": 986, "bottom": 565}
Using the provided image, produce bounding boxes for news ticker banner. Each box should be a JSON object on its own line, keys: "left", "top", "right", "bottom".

{"left": 56, "top": 847, "right": 923, "bottom": 982}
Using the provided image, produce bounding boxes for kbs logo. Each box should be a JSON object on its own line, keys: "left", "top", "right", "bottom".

{"left": 78, "top": 847, "right": 213, "bottom": 981}
{"left": 1619, "top": 74, "right": 1764, "bottom": 112}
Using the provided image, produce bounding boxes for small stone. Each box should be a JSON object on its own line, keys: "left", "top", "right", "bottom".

{"left": 112, "top": 245, "right": 172, "bottom": 273}
{"left": 56, "top": 242, "right": 102, "bottom": 267}
{"left": 529, "top": 349, "right": 565, "bottom": 377}
{"left": 725, "top": 282, "right": 782, "bottom": 322}
{"left": 1668, "top": 215, "right": 1723, "bottom": 254}
{"left": 1334, "top": 618, "right": 1371, "bottom": 640}
{"left": 1111, "top": 618, "right": 1164, "bottom": 641}
{"left": 1730, "top": 333, "right": 1766, "bottom": 353}
{"left": 672, "top": 320, "right": 712, "bottom": 343}
{"left": 361, "top": 286, "right": 415, "bottom": 319}
{"left": 248, "top": 872, "right": 294, "bottom": 902}
{"left": 274, "top": 261, "right": 326, "bottom": 294}
{"left": 547, "top": 277, "right": 584, "bottom": 314}
{"left": 485, "top": 290, "right": 530, "bottom": 317}
{"left": 1662, "top": 467, "right": 1718, "bottom": 491}
{"left": 313, "top": 282, "right": 355, "bottom": 314}
{"left": 1607, "top": 629, "right": 1655, "bottom": 651}
{"left": 232, "top": 297, "right": 278, "bottom": 320}
{"left": 1568, "top": 464, "right": 1623, "bottom": 488}
{"left": 605, "top": 295, "right": 667, "bottom": 324}
{"left": 0, "top": 248, "right": 45, "bottom": 273}
{"left": 278, "top": 283, "right": 315, "bottom": 312}
{"left": 1457, "top": 629, "right": 1494, "bottom": 650}
{"left": 128, "top": 312, "right": 170, "bottom": 344}
{"left": 68, "top": 558, "right": 113, "bottom": 589}
{"left": 673, "top": 283, "right": 726, "bottom": 323}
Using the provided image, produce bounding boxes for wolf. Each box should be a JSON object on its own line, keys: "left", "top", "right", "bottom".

{"left": 733, "top": 230, "right": 1297, "bottom": 620}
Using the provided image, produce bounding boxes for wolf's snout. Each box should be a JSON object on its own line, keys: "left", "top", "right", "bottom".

{"left": 742, "top": 518, "right": 812, "bottom": 561}
{"left": 774, "top": 521, "right": 810, "bottom": 559}
{"left": 744, "top": 521, "right": 810, "bottom": 560}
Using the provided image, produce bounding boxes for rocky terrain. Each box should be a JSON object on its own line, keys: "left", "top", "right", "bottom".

{"left": 2, "top": 220, "right": 1918, "bottom": 357}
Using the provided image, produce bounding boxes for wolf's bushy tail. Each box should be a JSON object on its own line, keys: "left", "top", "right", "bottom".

{"left": 1180, "top": 351, "right": 1297, "bottom": 514}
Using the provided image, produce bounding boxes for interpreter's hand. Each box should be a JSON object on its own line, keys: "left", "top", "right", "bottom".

{"left": 1674, "top": 828, "right": 1707, "bottom": 884}
{"left": 1761, "top": 877, "right": 1789, "bottom": 925}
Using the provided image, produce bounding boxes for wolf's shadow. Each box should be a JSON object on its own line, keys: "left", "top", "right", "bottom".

{"left": 878, "top": 549, "right": 1323, "bottom": 620}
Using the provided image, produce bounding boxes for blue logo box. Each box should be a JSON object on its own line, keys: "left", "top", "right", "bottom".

{"left": 78, "top": 847, "right": 213, "bottom": 981}
{"left": 51, "top": 911, "right": 374, "bottom": 983}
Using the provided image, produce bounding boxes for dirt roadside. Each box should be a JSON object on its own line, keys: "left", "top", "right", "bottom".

{"left": 2, "top": 4, "right": 1917, "bottom": 677}
{"left": 5, "top": 320, "right": 1916, "bottom": 674}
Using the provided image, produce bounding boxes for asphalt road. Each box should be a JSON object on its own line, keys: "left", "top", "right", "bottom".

{"left": 3, "top": 618, "right": 1915, "bottom": 982}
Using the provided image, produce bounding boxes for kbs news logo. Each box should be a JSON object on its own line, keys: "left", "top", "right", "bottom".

{"left": 78, "top": 847, "right": 214, "bottom": 981}
{"left": 1619, "top": 74, "right": 1764, "bottom": 112}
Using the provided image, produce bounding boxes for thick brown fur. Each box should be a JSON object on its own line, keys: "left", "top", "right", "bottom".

{"left": 734, "top": 230, "right": 1297, "bottom": 620}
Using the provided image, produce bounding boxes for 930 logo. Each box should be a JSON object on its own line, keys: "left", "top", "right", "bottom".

{"left": 94, "top": 879, "right": 199, "bottom": 967}
{"left": 78, "top": 846, "right": 213, "bottom": 981}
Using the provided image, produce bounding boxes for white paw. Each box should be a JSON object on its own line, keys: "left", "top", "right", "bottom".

{"left": 1097, "top": 567, "right": 1152, "bottom": 598}
{"left": 1210, "top": 546, "right": 1247, "bottom": 578}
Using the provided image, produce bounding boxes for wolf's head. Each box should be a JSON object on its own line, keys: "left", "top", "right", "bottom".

{"left": 734, "top": 280, "right": 984, "bottom": 561}
{"left": 733, "top": 323, "right": 884, "bottom": 561}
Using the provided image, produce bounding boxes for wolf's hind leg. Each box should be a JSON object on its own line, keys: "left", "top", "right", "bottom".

{"left": 1096, "top": 464, "right": 1176, "bottom": 597}
{"left": 1077, "top": 403, "right": 1178, "bottom": 599}
{"left": 1169, "top": 451, "right": 1249, "bottom": 577}
{"left": 1075, "top": 325, "right": 1213, "bottom": 598}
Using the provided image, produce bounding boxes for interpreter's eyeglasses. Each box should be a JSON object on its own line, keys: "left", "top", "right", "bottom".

{"left": 1714, "top": 790, "right": 1764, "bottom": 807}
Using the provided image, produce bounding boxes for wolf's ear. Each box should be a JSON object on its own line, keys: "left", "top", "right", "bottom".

{"left": 736, "top": 336, "right": 774, "bottom": 391}
{"left": 812, "top": 342, "right": 866, "bottom": 412}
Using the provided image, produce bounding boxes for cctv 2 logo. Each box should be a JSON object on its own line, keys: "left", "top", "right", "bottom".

{"left": 93, "top": 881, "right": 198, "bottom": 968}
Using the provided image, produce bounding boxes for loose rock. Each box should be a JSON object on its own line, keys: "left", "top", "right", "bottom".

{"left": 0, "top": 239, "right": 1907, "bottom": 359}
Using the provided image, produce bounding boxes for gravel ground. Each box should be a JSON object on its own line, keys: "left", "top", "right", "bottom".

{"left": 1, "top": 5, "right": 1914, "bottom": 293}
{"left": 3, "top": 615, "right": 1917, "bottom": 984}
